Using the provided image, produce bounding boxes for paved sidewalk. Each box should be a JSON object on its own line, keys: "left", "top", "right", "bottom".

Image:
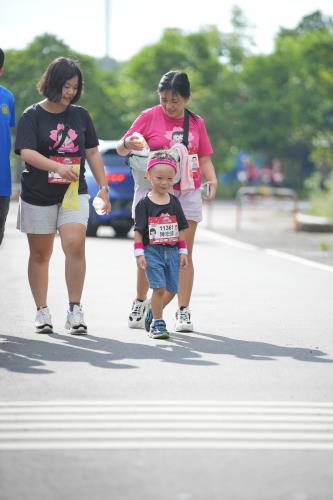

{"left": 203, "top": 200, "right": 333, "bottom": 267}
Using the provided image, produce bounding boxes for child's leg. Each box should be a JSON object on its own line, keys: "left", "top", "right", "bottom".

{"left": 151, "top": 287, "right": 165, "bottom": 320}
{"left": 149, "top": 287, "right": 170, "bottom": 339}
{"left": 163, "top": 246, "right": 179, "bottom": 308}
{"left": 162, "top": 290, "right": 176, "bottom": 307}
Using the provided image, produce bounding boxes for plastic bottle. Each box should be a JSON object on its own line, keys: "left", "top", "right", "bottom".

{"left": 200, "top": 182, "right": 211, "bottom": 200}
{"left": 92, "top": 196, "right": 106, "bottom": 215}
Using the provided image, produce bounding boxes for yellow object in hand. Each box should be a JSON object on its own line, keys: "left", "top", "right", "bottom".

{"left": 61, "top": 163, "right": 80, "bottom": 210}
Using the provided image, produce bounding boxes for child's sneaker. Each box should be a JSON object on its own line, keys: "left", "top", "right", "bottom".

{"left": 128, "top": 299, "right": 148, "bottom": 329}
{"left": 144, "top": 303, "right": 153, "bottom": 332}
{"left": 35, "top": 307, "right": 53, "bottom": 334}
{"left": 175, "top": 307, "right": 193, "bottom": 332}
{"left": 65, "top": 304, "right": 87, "bottom": 335}
{"left": 149, "top": 319, "right": 169, "bottom": 340}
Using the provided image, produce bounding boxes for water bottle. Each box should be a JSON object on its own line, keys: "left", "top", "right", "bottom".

{"left": 200, "top": 182, "right": 211, "bottom": 200}
{"left": 92, "top": 196, "right": 105, "bottom": 215}
{"left": 132, "top": 132, "right": 150, "bottom": 156}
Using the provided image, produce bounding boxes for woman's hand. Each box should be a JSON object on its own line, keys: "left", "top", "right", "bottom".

{"left": 55, "top": 162, "right": 79, "bottom": 182}
{"left": 96, "top": 188, "right": 112, "bottom": 214}
{"left": 86, "top": 147, "right": 111, "bottom": 214}
{"left": 125, "top": 133, "right": 146, "bottom": 152}
{"left": 205, "top": 181, "right": 218, "bottom": 202}
{"left": 199, "top": 157, "right": 218, "bottom": 201}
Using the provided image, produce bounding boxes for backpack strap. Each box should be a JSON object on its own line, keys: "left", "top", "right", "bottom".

{"left": 182, "top": 109, "right": 190, "bottom": 148}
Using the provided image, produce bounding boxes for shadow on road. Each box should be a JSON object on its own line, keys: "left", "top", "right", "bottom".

{"left": 0, "top": 330, "right": 332, "bottom": 374}
{"left": 174, "top": 331, "right": 333, "bottom": 363}
{"left": 0, "top": 332, "right": 215, "bottom": 374}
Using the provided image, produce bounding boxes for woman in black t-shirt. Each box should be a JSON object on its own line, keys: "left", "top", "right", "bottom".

{"left": 15, "top": 57, "right": 111, "bottom": 335}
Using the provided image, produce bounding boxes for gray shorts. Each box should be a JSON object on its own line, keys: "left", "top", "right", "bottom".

{"left": 17, "top": 194, "right": 90, "bottom": 234}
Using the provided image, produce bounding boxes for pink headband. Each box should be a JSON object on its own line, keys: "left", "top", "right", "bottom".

{"left": 146, "top": 157, "right": 177, "bottom": 172}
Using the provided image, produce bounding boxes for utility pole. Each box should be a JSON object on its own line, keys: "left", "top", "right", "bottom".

{"left": 105, "top": 0, "right": 111, "bottom": 58}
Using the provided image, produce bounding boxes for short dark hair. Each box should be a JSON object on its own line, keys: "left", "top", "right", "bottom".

{"left": 158, "top": 71, "right": 191, "bottom": 99}
{"left": 37, "top": 57, "right": 83, "bottom": 103}
{"left": 0, "top": 49, "right": 5, "bottom": 69}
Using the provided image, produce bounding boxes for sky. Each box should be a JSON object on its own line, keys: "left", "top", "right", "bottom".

{"left": 1, "top": 0, "right": 332, "bottom": 61}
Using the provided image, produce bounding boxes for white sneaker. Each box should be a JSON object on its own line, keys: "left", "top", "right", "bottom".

{"left": 65, "top": 305, "right": 87, "bottom": 335}
{"left": 128, "top": 299, "right": 148, "bottom": 329}
{"left": 175, "top": 307, "right": 193, "bottom": 332}
{"left": 35, "top": 307, "right": 53, "bottom": 334}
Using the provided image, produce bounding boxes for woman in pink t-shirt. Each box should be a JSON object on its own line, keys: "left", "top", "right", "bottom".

{"left": 116, "top": 70, "right": 218, "bottom": 333}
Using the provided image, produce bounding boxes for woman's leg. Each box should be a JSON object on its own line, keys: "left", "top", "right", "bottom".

{"left": 136, "top": 267, "right": 149, "bottom": 301}
{"left": 163, "top": 221, "right": 197, "bottom": 308}
{"left": 163, "top": 220, "right": 197, "bottom": 308}
{"left": 173, "top": 220, "right": 197, "bottom": 332}
{"left": 59, "top": 223, "right": 86, "bottom": 302}
{"left": 27, "top": 233, "right": 55, "bottom": 307}
{"left": 178, "top": 220, "right": 197, "bottom": 306}
{"left": 128, "top": 267, "right": 150, "bottom": 328}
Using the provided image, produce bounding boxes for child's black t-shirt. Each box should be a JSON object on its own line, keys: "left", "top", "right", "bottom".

{"left": 134, "top": 194, "right": 189, "bottom": 246}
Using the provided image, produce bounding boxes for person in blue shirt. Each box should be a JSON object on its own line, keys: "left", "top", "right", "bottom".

{"left": 0, "top": 48, "right": 16, "bottom": 246}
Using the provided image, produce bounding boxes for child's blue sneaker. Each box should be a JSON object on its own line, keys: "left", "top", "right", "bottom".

{"left": 145, "top": 303, "right": 153, "bottom": 332}
{"left": 149, "top": 319, "right": 169, "bottom": 339}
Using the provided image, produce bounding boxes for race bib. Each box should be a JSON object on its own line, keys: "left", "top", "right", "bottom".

{"left": 148, "top": 214, "right": 179, "bottom": 244}
{"left": 189, "top": 153, "right": 199, "bottom": 174}
{"left": 48, "top": 156, "right": 81, "bottom": 184}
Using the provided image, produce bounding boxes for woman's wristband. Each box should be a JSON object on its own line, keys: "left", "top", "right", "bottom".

{"left": 123, "top": 137, "right": 129, "bottom": 150}
{"left": 134, "top": 241, "right": 144, "bottom": 257}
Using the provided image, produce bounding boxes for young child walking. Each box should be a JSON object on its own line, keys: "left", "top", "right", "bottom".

{"left": 133, "top": 151, "right": 188, "bottom": 339}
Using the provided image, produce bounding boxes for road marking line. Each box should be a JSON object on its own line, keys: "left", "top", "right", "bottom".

{"left": 1, "top": 400, "right": 332, "bottom": 407}
{"left": 1, "top": 407, "right": 332, "bottom": 414}
{"left": 0, "top": 422, "right": 332, "bottom": 431}
{"left": 1, "top": 401, "right": 332, "bottom": 450}
{"left": 264, "top": 248, "right": 333, "bottom": 273}
{"left": 1, "top": 441, "right": 333, "bottom": 450}
{"left": 1, "top": 415, "right": 332, "bottom": 422}
{"left": 1, "top": 430, "right": 333, "bottom": 440}
{"left": 199, "top": 228, "right": 258, "bottom": 251}
{"left": 199, "top": 227, "right": 333, "bottom": 273}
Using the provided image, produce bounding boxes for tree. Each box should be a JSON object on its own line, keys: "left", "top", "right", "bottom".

{"left": 2, "top": 34, "right": 127, "bottom": 139}
{"left": 278, "top": 10, "right": 333, "bottom": 38}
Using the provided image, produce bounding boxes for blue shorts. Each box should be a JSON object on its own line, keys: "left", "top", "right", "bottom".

{"left": 144, "top": 244, "right": 179, "bottom": 294}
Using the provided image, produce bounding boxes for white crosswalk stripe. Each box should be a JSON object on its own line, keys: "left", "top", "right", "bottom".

{"left": 0, "top": 400, "right": 332, "bottom": 450}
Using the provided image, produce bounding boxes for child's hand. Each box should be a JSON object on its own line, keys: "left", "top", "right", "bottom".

{"left": 136, "top": 255, "right": 147, "bottom": 270}
{"left": 179, "top": 254, "right": 188, "bottom": 268}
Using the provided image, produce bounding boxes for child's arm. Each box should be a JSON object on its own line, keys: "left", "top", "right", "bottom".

{"left": 178, "top": 229, "right": 188, "bottom": 268}
{"left": 134, "top": 230, "right": 147, "bottom": 270}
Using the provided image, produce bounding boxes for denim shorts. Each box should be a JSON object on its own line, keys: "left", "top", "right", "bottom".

{"left": 144, "top": 244, "right": 179, "bottom": 293}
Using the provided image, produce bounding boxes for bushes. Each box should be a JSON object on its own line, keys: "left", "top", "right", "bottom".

{"left": 306, "top": 173, "right": 333, "bottom": 220}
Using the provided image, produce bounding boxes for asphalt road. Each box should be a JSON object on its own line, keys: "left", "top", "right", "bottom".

{"left": 203, "top": 199, "right": 333, "bottom": 267}
{"left": 1, "top": 200, "right": 333, "bottom": 500}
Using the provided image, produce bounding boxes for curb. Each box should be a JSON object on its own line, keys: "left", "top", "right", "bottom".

{"left": 295, "top": 212, "right": 333, "bottom": 233}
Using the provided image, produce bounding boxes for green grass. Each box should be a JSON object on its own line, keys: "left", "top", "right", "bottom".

{"left": 307, "top": 176, "right": 333, "bottom": 221}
